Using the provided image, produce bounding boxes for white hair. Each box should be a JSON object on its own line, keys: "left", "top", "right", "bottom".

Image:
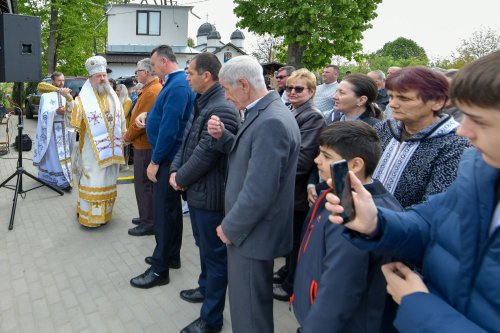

{"left": 219, "top": 55, "right": 266, "bottom": 90}
{"left": 368, "top": 70, "right": 385, "bottom": 81}
{"left": 137, "top": 58, "right": 153, "bottom": 74}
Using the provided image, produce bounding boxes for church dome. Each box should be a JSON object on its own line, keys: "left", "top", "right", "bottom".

{"left": 197, "top": 22, "right": 215, "bottom": 37}
{"left": 230, "top": 29, "right": 245, "bottom": 40}
{"left": 207, "top": 30, "right": 221, "bottom": 40}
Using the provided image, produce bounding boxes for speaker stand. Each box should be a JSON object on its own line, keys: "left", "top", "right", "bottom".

{"left": 0, "top": 107, "right": 63, "bottom": 230}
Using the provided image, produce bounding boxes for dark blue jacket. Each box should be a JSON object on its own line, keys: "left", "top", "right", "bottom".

{"left": 146, "top": 70, "right": 195, "bottom": 164}
{"left": 170, "top": 82, "right": 239, "bottom": 211}
{"left": 347, "top": 149, "right": 500, "bottom": 333}
{"left": 293, "top": 180, "right": 403, "bottom": 333}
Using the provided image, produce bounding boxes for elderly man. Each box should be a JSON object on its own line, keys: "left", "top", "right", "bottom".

{"left": 207, "top": 55, "right": 300, "bottom": 333}
{"left": 130, "top": 45, "right": 194, "bottom": 289}
{"left": 314, "top": 64, "right": 339, "bottom": 116}
{"left": 367, "top": 70, "right": 389, "bottom": 111}
{"left": 171, "top": 52, "right": 239, "bottom": 333}
{"left": 123, "top": 58, "right": 162, "bottom": 236}
{"left": 69, "top": 56, "right": 126, "bottom": 228}
{"left": 33, "top": 71, "right": 74, "bottom": 192}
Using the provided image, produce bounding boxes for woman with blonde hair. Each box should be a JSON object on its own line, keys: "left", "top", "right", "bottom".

{"left": 273, "top": 68, "right": 326, "bottom": 301}
{"left": 116, "top": 83, "right": 132, "bottom": 128}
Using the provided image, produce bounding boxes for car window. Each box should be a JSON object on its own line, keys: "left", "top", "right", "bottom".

{"left": 65, "top": 79, "right": 85, "bottom": 98}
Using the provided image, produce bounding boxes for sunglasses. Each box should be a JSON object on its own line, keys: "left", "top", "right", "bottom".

{"left": 275, "top": 75, "right": 288, "bottom": 80}
{"left": 285, "top": 85, "right": 306, "bottom": 93}
{"left": 135, "top": 69, "right": 146, "bottom": 75}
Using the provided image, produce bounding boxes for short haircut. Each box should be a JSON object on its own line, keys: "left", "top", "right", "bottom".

{"left": 368, "top": 69, "right": 385, "bottom": 81}
{"left": 444, "top": 69, "right": 459, "bottom": 79}
{"left": 386, "top": 66, "right": 448, "bottom": 104}
{"left": 219, "top": 55, "right": 266, "bottom": 90}
{"left": 318, "top": 121, "right": 382, "bottom": 177}
{"left": 326, "top": 64, "right": 340, "bottom": 74}
{"left": 451, "top": 51, "right": 500, "bottom": 109}
{"left": 51, "top": 71, "right": 63, "bottom": 81}
{"left": 191, "top": 52, "right": 222, "bottom": 81}
{"left": 137, "top": 58, "right": 153, "bottom": 74}
{"left": 278, "top": 65, "right": 296, "bottom": 76}
{"left": 287, "top": 68, "right": 317, "bottom": 96}
{"left": 108, "top": 78, "right": 117, "bottom": 90}
{"left": 150, "top": 45, "right": 177, "bottom": 63}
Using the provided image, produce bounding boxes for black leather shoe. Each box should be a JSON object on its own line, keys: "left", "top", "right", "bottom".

{"left": 145, "top": 256, "right": 181, "bottom": 269}
{"left": 180, "top": 287, "right": 205, "bottom": 303}
{"left": 61, "top": 186, "right": 72, "bottom": 193}
{"left": 128, "top": 225, "right": 154, "bottom": 236}
{"left": 180, "top": 318, "right": 221, "bottom": 333}
{"left": 131, "top": 217, "right": 140, "bottom": 225}
{"left": 273, "top": 285, "right": 291, "bottom": 302}
{"left": 130, "top": 267, "right": 169, "bottom": 289}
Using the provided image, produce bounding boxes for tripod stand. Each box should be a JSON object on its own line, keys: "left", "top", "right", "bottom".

{"left": 0, "top": 107, "right": 63, "bottom": 230}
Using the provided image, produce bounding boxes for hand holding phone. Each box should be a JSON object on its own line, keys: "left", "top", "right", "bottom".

{"left": 330, "top": 160, "right": 355, "bottom": 223}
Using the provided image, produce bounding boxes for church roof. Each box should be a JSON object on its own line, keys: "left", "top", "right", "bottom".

{"left": 207, "top": 30, "right": 221, "bottom": 40}
{"left": 230, "top": 29, "right": 245, "bottom": 40}
{"left": 197, "top": 22, "right": 216, "bottom": 37}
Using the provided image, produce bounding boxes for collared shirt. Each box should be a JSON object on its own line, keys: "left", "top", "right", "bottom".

{"left": 165, "top": 69, "right": 184, "bottom": 83}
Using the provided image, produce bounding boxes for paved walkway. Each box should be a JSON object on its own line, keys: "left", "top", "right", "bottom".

{"left": 0, "top": 117, "right": 298, "bottom": 332}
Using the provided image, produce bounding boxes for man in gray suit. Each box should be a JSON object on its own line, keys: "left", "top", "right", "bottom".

{"left": 208, "top": 55, "right": 301, "bottom": 333}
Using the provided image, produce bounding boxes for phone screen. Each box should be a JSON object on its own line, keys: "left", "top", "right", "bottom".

{"left": 330, "top": 160, "right": 355, "bottom": 223}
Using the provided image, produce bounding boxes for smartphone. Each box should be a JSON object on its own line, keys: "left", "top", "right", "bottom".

{"left": 330, "top": 160, "right": 355, "bottom": 223}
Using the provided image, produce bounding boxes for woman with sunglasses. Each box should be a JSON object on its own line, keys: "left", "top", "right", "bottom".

{"left": 333, "top": 73, "right": 383, "bottom": 126}
{"left": 273, "top": 68, "right": 326, "bottom": 302}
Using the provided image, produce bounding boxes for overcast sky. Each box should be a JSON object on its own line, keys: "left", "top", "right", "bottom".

{"left": 181, "top": 0, "right": 500, "bottom": 61}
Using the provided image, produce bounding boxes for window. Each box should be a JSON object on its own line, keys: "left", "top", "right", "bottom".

{"left": 136, "top": 11, "right": 161, "bottom": 36}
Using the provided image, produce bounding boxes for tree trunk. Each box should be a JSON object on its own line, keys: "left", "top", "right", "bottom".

{"left": 287, "top": 43, "right": 305, "bottom": 69}
{"left": 46, "top": 3, "right": 59, "bottom": 74}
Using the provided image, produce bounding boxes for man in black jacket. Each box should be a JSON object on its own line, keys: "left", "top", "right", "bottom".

{"left": 170, "top": 52, "right": 239, "bottom": 333}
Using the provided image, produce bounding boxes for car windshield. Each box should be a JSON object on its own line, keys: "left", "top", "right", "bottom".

{"left": 65, "top": 79, "right": 85, "bottom": 98}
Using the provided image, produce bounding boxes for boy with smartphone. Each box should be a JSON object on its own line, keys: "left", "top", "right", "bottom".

{"left": 292, "top": 121, "right": 402, "bottom": 333}
{"left": 325, "top": 52, "right": 500, "bottom": 333}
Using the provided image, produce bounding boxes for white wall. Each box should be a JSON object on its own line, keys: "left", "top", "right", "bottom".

{"left": 214, "top": 45, "right": 245, "bottom": 65}
{"left": 107, "top": 4, "right": 192, "bottom": 47}
{"left": 109, "top": 54, "right": 193, "bottom": 80}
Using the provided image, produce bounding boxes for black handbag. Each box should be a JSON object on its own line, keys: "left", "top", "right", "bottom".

{"left": 14, "top": 134, "right": 32, "bottom": 151}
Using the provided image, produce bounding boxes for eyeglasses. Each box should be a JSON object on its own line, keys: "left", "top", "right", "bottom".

{"left": 275, "top": 75, "right": 288, "bottom": 80}
{"left": 135, "top": 69, "right": 146, "bottom": 75}
{"left": 285, "top": 85, "right": 306, "bottom": 93}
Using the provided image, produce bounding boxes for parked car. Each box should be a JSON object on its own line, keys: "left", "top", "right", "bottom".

{"left": 24, "top": 76, "right": 86, "bottom": 119}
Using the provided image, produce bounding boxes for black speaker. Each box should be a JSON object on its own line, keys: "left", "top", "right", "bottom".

{"left": 0, "top": 14, "right": 41, "bottom": 82}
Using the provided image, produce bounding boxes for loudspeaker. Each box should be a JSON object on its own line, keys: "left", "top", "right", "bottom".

{"left": 0, "top": 14, "right": 41, "bottom": 82}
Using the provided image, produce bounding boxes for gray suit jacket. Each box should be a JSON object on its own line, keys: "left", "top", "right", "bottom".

{"left": 214, "top": 91, "right": 301, "bottom": 260}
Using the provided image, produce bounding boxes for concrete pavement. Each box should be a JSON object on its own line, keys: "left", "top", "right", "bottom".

{"left": 0, "top": 116, "right": 299, "bottom": 332}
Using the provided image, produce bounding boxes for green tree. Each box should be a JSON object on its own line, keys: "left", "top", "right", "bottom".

{"left": 17, "top": 0, "right": 126, "bottom": 76}
{"left": 376, "top": 37, "right": 428, "bottom": 62}
{"left": 453, "top": 26, "right": 500, "bottom": 66}
{"left": 187, "top": 37, "right": 195, "bottom": 48}
{"left": 233, "top": 0, "right": 382, "bottom": 70}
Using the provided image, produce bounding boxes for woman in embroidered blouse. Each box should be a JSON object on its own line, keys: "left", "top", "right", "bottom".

{"left": 373, "top": 66, "right": 471, "bottom": 209}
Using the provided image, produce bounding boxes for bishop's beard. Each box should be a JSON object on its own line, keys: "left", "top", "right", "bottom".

{"left": 92, "top": 81, "right": 112, "bottom": 95}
